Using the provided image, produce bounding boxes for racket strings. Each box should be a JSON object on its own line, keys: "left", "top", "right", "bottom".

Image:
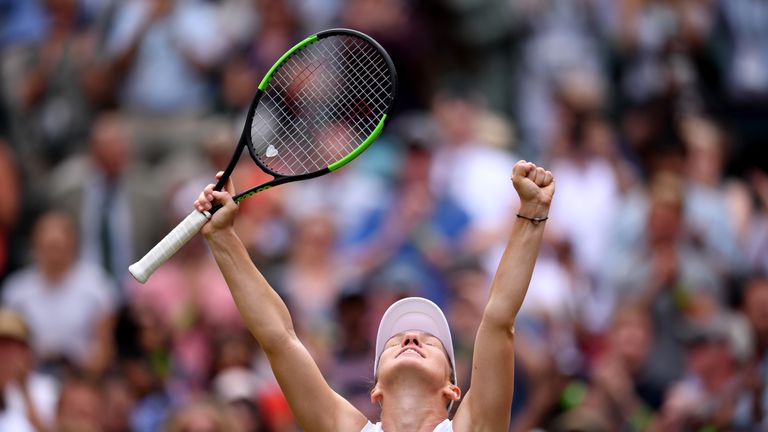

{"left": 257, "top": 38, "right": 386, "bottom": 171}
{"left": 250, "top": 35, "right": 394, "bottom": 176}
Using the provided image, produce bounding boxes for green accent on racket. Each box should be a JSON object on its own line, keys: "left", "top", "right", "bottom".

{"left": 258, "top": 34, "right": 319, "bottom": 91}
{"left": 329, "top": 114, "right": 387, "bottom": 171}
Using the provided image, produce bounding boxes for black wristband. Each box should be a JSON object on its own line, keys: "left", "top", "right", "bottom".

{"left": 516, "top": 214, "right": 548, "bottom": 225}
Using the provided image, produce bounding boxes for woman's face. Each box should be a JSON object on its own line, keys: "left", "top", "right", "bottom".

{"left": 375, "top": 331, "right": 453, "bottom": 389}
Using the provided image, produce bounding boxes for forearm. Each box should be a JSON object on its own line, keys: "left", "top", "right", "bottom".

{"left": 84, "top": 315, "right": 115, "bottom": 377}
{"left": 483, "top": 201, "right": 548, "bottom": 329}
{"left": 206, "top": 228, "right": 296, "bottom": 351}
{"left": 205, "top": 225, "right": 366, "bottom": 431}
{"left": 109, "top": 18, "right": 152, "bottom": 78}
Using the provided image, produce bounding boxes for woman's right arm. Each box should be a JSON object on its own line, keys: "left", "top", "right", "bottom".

{"left": 196, "top": 174, "right": 368, "bottom": 432}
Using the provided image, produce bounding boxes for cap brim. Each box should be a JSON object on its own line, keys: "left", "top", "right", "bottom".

{"left": 374, "top": 297, "right": 455, "bottom": 385}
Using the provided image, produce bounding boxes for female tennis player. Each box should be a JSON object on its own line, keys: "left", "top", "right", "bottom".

{"left": 194, "top": 160, "right": 554, "bottom": 432}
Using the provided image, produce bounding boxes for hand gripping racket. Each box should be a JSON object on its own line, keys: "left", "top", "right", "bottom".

{"left": 129, "top": 28, "right": 397, "bottom": 283}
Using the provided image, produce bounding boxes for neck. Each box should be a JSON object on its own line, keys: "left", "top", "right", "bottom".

{"left": 379, "top": 387, "right": 448, "bottom": 432}
{"left": 41, "top": 263, "right": 71, "bottom": 284}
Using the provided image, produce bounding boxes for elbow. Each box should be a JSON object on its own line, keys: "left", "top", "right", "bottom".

{"left": 258, "top": 327, "right": 300, "bottom": 355}
{"left": 481, "top": 306, "right": 517, "bottom": 335}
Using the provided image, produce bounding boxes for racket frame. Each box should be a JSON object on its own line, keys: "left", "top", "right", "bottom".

{"left": 129, "top": 28, "right": 396, "bottom": 283}
{"left": 214, "top": 28, "right": 398, "bottom": 204}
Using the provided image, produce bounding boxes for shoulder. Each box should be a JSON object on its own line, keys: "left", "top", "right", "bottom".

{"left": 2, "top": 268, "right": 40, "bottom": 302}
{"left": 48, "top": 155, "right": 93, "bottom": 193}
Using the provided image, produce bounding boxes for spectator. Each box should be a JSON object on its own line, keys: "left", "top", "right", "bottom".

{"left": 345, "top": 141, "right": 471, "bottom": 306}
{"left": 0, "top": 139, "right": 20, "bottom": 280}
{"left": 736, "top": 168, "right": 768, "bottom": 275}
{"left": 227, "top": 397, "right": 270, "bottom": 432}
{"left": 443, "top": 260, "right": 487, "bottom": 396}
{"left": 427, "top": 91, "right": 519, "bottom": 271}
{"left": 104, "top": 0, "right": 228, "bottom": 159}
{"left": 680, "top": 115, "right": 745, "bottom": 277}
{"left": 48, "top": 112, "right": 163, "bottom": 289}
{"left": 514, "top": 0, "right": 608, "bottom": 157}
{"left": 0, "top": 307, "right": 59, "bottom": 432}
{"left": 165, "top": 399, "right": 237, "bottom": 432}
{"left": 327, "top": 292, "right": 376, "bottom": 418}
{"left": 55, "top": 375, "right": 103, "bottom": 432}
{"left": 18, "top": 0, "right": 102, "bottom": 165}
{"left": 738, "top": 276, "right": 768, "bottom": 428}
{"left": 1, "top": 210, "right": 117, "bottom": 376}
{"left": 124, "top": 234, "right": 242, "bottom": 392}
{"left": 605, "top": 171, "right": 722, "bottom": 396}
{"left": 275, "top": 211, "right": 352, "bottom": 358}
{"left": 547, "top": 113, "right": 622, "bottom": 279}
{"left": 583, "top": 306, "right": 660, "bottom": 431}
{"left": 651, "top": 319, "right": 741, "bottom": 430}
{"left": 0, "top": 0, "right": 46, "bottom": 156}
{"left": 101, "top": 374, "right": 135, "bottom": 432}
{"left": 121, "top": 353, "right": 173, "bottom": 432}
{"left": 209, "top": 332, "right": 278, "bottom": 432}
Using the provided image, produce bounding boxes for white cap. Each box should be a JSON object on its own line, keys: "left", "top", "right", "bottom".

{"left": 374, "top": 297, "right": 456, "bottom": 385}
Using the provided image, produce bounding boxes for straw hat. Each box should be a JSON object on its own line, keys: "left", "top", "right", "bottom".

{"left": 0, "top": 308, "right": 30, "bottom": 344}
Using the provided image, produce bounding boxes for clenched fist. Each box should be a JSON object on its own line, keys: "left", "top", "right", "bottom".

{"left": 511, "top": 160, "right": 555, "bottom": 219}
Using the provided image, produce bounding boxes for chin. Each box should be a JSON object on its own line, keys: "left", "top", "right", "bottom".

{"left": 384, "top": 360, "right": 444, "bottom": 386}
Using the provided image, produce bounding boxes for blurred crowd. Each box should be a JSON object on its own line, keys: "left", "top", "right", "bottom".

{"left": 1, "top": 0, "right": 767, "bottom": 431}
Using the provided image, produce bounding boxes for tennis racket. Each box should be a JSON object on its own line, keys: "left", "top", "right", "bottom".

{"left": 129, "top": 28, "right": 397, "bottom": 283}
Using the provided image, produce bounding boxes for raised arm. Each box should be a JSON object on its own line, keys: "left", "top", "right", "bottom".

{"left": 452, "top": 161, "right": 554, "bottom": 431}
{"left": 196, "top": 173, "right": 367, "bottom": 432}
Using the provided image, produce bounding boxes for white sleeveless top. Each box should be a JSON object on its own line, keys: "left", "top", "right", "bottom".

{"left": 361, "top": 419, "right": 453, "bottom": 432}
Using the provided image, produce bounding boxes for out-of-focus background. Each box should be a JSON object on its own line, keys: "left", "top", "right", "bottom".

{"left": 0, "top": 0, "right": 767, "bottom": 430}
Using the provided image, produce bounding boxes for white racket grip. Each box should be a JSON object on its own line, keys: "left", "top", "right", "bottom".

{"left": 128, "top": 210, "right": 211, "bottom": 283}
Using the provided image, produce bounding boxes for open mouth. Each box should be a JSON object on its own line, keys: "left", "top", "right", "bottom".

{"left": 396, "top": 347, "right": 425, "bottom": 358}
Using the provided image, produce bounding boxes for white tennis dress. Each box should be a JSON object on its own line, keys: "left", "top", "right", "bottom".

{"left": 361, "top": 419, "right": 453, "bottom": 431}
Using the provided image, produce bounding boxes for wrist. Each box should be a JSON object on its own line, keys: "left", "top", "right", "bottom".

{"left": 203, "top": 226, "right": 238, "bottom": 244}
{"left": 517, "top": 202, "right": 550, "bottom": 220}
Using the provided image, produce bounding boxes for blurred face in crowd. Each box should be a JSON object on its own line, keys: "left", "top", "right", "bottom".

{"left": 647, "top": 173, "right": 685, "bottom": 246}
{"left": 608, "top": 308, "right": 653, "bottom": 372}
{"left": 686, "top": 337, "right": 734, "bottom": 389}
{"left": 401, "top": 145, "right": 432, "bottom": 185}
{"left": 432, "top": 93, "right": 477, "bottom": 145}
{"left": 46, "top": 0, "right": 77, "bottom": 27}
{"left": 0, "top": 336, "right": 31, "bottom": 387}
{"left": 56, "top": 380, "right": 103, "bottom": 432}
{"left": 292, "top": 212, "right": 336, "bottom": 261}
{"left": 648, "top": 201, "right": 683, "bottom": 245}
{"left": 90, "top": 114, "right": 132, "bottom": 180}
{"left": 682, "top": 116, "right": 724, "bottom": 187}
{"left": 744, "top": 278, "right": 768, "bottom": 337}
{"left": 101, "top": 377, "right": 135, "bottom": 432}
{"left": 214, "top": 333, "right": 254, "bottom": 372}
{"left": 175, "top": 411, "right": 219, "bottom": 432}
{"left": 167, "top": 401, "right": 234, "bottom": 432}
{"left": 228, "top": 399, "right": 265, "bottom": 432}
{"left": 32, "top": 212, "right": 78, "bottom": 281}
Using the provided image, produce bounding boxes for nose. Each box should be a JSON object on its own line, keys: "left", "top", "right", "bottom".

{"left": 401, "top": 332, "right": 422, "bottom": 347}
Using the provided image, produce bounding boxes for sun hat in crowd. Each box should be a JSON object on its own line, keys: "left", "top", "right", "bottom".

{"left": 0, "top": 308, "right": 30, "bottom": 345}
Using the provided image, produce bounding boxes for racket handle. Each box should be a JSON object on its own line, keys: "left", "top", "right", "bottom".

{"left": 128, "top": 210, "right": 211, "bottom": 283}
